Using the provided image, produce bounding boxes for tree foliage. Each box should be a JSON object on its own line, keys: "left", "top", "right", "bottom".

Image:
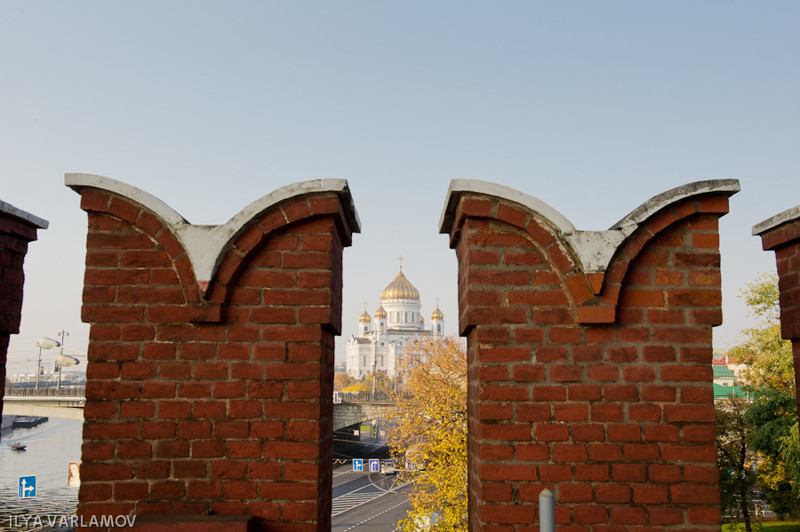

{"left": 716, "top": 396, "right": 757, "bottom": 531}
{"left": 334, "top": 371, "right": 396, "bottom": 393}
{"left": 721, "top": 273, "right": 800, "bottom": 522}
{"left": 729, "top": 273, "right": 794, "bottom": 394}
{"left": 387, "top": 336, "right": 467, "bottom": 531}
{"left": 334, "top": 373, "right": 357, "bottom": 391}
{"left": 745, "top": 388, "right": 800, "bottom": 518}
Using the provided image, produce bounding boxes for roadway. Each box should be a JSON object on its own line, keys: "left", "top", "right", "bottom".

{"left": 332, "top": 465, "right": 412, "bottom": 531}
{"left": 331, "top": 429, "right": 411, "bottom": 531}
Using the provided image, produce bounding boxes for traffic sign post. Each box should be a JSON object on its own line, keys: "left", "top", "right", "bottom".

{"left": 353, "top": 459, "right": 363, "bottom": 472}
{"left": 18, "top": 476, "right": 36, "bottom": 498}
{"left": 369, "top": 459, "right": 380, "bottom": 472}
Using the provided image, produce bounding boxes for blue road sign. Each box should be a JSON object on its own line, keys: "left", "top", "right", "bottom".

{"left": 369, "top": 459, "right": 380, "bottom": 472}
{"left": 353, "top": 459, "right": 363, "bottom": 472}
{"left": 18, "top": 476, "right": 36, "bottom": 498}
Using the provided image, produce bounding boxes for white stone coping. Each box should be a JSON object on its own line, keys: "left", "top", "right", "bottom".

{"left": 0, "top": 199, "right": 49, "bottom": 229}
{"left": 440, "top": 179, "right": 740, "bottom": 274}
{"left": 753, "top": 205, "right": 800, "bottom": 236}
{"left": 65, "top": 173, "right": 360, "bottom": 284}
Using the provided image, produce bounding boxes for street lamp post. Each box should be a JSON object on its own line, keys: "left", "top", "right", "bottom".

{"left": 35, "top": 346, "right": 42, "bottom": 390}
{"left": 56, "top": 330, "right": 69, "bottom": 390}
{"left": 35, "top": 335, "right": 82, "bottom": 390}
{"left": 35, "top": 337, "right": 60, "bottom": 389}
{"left": 372, "top": 330, "right": 378, "bottom": 400}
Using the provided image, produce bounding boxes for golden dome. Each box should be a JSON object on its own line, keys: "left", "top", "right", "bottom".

{"left": 359, "top": 310, "right": 371, "bottom": 323}
{"left": 431, "top": 306, "right": 444, "bottom": 320}
{"left": 381, "top": 270, "right": 420, "bottom": 300}
{"left": 374, "top": 306, "right": 387, "bottom": 318}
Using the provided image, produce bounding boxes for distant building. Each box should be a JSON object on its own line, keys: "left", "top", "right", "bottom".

{"left": 346, "top": 266, "right": 444, "bottom": 380}
{"left": 712, "top": 365, "right": 736, "bottom": 387}
{"left": 712, "top": 351, "right": 749, "bottom": 401}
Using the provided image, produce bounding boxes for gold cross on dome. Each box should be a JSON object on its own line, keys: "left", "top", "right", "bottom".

{"left": 398, "top": 255, "right": 404, "bottom": 270}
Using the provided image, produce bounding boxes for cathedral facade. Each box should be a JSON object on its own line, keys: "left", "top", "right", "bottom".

{"left": 346, "top": 267, "right": 444, "bottom": 379}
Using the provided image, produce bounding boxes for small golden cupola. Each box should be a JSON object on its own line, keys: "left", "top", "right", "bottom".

{"left": 431, "top": 306, "right": 444, "bottom": 320}
{"left": 358, "top": 307, "right": 372, "bottom": 336}
{"left": 374, "top": 306, "right": 387, "bottom": 319}
{"left": 381, "top": 269, "right": 420, "bottom": 301}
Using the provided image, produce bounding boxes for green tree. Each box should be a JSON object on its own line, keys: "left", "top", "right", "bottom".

{"left": 745, "top": 389, "right": 800, "bottom": 519}
{"left": 729, "top": 273, "right": 794, "bottom": 395}
{"left": 716, "top": 395, "right": 757, "bottom": 532}
{"left": 724, "top": 273, "right": 800, "bottom": 520}
{"left": 387, "top": 336, "right": 467, "bottom": 531}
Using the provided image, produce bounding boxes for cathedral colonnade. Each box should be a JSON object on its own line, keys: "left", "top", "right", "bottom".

{"left": 63, "top": 175, "right": 743, "bottom": 531}
{"left": 0, "top": 201, "right": 48, "bottom": 430}
{"left": 754, "top": 206, "right": 800, "bottom": 418}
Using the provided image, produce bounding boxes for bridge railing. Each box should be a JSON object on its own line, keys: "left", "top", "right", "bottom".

{"left": 3, "top": 385, "right": 86, "bottom": 397}
{"left": 334, "top": 390, "right": 397, "bottom": 403}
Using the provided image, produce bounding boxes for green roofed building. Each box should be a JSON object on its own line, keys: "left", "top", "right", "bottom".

{"left": 712, "top": 365, "right": 736, "bottom": 387}
{"left": 713, "top": 383, "right": 748, "bottom": 401}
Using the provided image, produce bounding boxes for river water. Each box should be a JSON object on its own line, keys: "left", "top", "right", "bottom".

{"left": 0, "top": 417, "right": 82, "bottom": 531}
{"left": 0, "top": 420, "right": 389, "bottom": 530}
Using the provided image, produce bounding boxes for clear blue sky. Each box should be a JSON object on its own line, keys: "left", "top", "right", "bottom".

{"left": 2, "top": 2, "right": 798, "bottom": 376}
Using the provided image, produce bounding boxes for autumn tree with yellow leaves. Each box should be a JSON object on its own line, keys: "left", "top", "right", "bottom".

{"left": 387, "top": 336, "right": 468, "bottom": 531}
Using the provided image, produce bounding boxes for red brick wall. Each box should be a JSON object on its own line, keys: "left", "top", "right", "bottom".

{"left": 442, "top": 183, "right": 735, "bottom": 531}
{"left": 754, "top": 208, "right": 800, "bottom": 415}
{"left": 71, "top": 182, "right": 356, "bottom": 531}
{"left": 0, "top": 204, "right": 46, "bottom": 424}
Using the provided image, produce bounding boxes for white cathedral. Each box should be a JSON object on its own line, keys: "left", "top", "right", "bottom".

{"left": 346, "top": 267, "right": 445, "bottom": 380}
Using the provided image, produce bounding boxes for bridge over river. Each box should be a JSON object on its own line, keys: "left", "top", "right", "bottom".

{"left": 2, "top": 388, "right": 396, "bottom": 430}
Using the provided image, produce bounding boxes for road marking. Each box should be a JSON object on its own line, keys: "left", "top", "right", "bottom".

{"left": 340, "top": 496, "right": 408, "bottom": 531}
{"left": 333, "top": 473, "right": 368, "bottom": 488}
{"left": 332, "top": 492, "right": 387, "bottom": 516}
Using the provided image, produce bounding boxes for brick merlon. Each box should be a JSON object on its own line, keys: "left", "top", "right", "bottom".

{"left": 439, "top": 179, "right": 740, "bottom": 273}
{"left": 65, "top": 173, "right": 360, "bottom": 284}
{"left": 753, "top": 204, "right": 800, "bottom": 241}
{"left": 0, "top": 199, "right": 49, "bottom": 230}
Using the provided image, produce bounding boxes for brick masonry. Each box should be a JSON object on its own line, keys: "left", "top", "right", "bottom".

{"left": 440, "top": 179, "right": 739, "bottom": 531}
{"left": 66, "top": 175, "right": 358, "bottom": 531}
{"left": 0, "top": 200, "right": 47, "bottom": 428}
{"left": 754, "top": 205, "right": 800, "bottom": 415}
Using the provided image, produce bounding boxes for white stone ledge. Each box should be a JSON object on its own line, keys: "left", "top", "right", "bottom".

{"left": 0, "top": 199, "right": 49, "bottom": 229}
{"left": 753, "top": 205, "right": 800, "bottom": 236}
{"left": 65, "top": 173, "right": 360, "bottom": 285}
{"left": 440, "top": 179, "right": 740, "bottom": 274}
